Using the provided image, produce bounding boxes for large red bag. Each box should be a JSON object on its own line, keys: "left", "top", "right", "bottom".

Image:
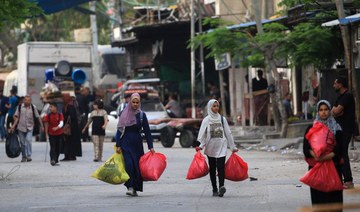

{"left": 300, "top": 160, "right": 343, "bottom": 192}
{"left": 225, "top": 153, "right": 249, "bottom": 181}
{"left": 186, "top": 151, "right": 209, "bottom": 180}
{"left": 139, "top": 152, "right": 167, "bottom": 181}
{"left": 305, "top": 122, "right": 335, "bottom": 157}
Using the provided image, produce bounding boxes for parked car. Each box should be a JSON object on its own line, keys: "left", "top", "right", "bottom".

{"left": 91, "top": 89, "right": 169, "bottom": 142}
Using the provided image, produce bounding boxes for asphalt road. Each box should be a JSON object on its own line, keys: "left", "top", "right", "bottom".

{"left": 0, "top": 140, "right": 359, "bottom": 212}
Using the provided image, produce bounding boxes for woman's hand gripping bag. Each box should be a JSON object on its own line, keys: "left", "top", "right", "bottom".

{"left": 225, "top": 152, "right": 249, "bottom": 181}
{"left": 92, "top": 152, "right": 130, "bottom": 185}
{"left": 305, "top": 122, "right": 335, "bottom": 158}
{"left": 140, "top": 152, "right": 167, "bottom": 181}
{"left": 186, "top": 150, "right": 209, "bottom": 180}
{"left": 300, "top": 160, "right": 343, "bottom": 192}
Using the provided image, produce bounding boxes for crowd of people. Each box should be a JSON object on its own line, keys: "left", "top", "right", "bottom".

{"left": 0, "top": 74, "right": 357, "bottom": 206}
{"left": 1, "top": 86, "right": 98, "bottom": 165}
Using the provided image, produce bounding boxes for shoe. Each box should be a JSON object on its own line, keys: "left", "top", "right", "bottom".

{"left": 50, "top": 160, "right": 56, "bottom": 166}
{"left": 21, "top": 158, "right": 26, "bottom": 162}
{"left": 68, "top": 157, "right": 76, "bottom": 161}
{"left": 26, "top": 157, "right": 32, "bottom": 162}
{"left": 126, "top": 187, "right": 138, "bottom": 196}
{"left": 60, "top": 158, "right": 70, "bottom": 161}
{"left": 212, "top": 191, "right": 219, "bottom": 196}
{"left": 343, "top": 182, "right": 354, "bottom": 189}
{"left": 93, "top": 159, "right": 99, "bottom": 162}
{"left": 218, "top": 186, "right": 226, "bottom": 197}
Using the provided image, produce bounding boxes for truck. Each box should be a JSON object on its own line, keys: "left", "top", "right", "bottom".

{"left": 4, "top": 42, "right": 93, "bottom": 109}
{"left": 4, "top": 42, "right": 128, "bottom": 109}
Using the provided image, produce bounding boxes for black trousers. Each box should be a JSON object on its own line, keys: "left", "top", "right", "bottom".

{"left": 6, "top": 115, "right": 14, "bottom": 129}
{"left": 342, "top": 132, "right": 353, "bottom": 182}
{"left": 49, "top": 135, "right": 62, "bottom": 162}
{"left": 207, "top": 156, "right": 226, "bottom": 192}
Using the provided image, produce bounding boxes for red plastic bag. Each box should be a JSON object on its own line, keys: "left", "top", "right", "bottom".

{"left": 305, "top": 122, "right": 335, "bottom": 157}
{"left": 300, "top": 160, "right": 343, "bottom": 192}
{"left": 186, "top": 151, "right": 209, "bottom": 180}
{"left": 225, "top": 153, "right": 249, "bottom": 181}
{"left": 139, "top": 152, "right": 167, "bottom": 181}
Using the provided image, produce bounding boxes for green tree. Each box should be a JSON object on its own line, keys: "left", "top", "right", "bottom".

{"left": 191, "top": 17, "right": 340, "bottom": 135}
{"left": 0, "top": 0, "right": 42, "bottom": 30}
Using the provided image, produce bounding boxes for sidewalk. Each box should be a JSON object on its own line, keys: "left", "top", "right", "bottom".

{"left": 231, "top": 126, "right": 360, "bottom": 162}
{"left": 235, "top": 137, "right": 360, "bottom": 162}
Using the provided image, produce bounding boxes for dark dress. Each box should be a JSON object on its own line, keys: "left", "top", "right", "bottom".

{"left": 303, "top": 125, "right": 343, "bottom": 205}
{"left": 62, "top": 104, "right": 82, "bottom": 158}
{"left": 116, "top": 112, "right": 153, "bottom": 192}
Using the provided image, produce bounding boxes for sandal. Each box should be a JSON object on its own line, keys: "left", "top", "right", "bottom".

{"left": 343, "top": 181, "right": 354, "bottom": 189}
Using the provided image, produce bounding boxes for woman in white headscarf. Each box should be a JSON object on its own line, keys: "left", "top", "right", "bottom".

{"left": 196, "top": 99, "right": 238, "bottom": 197}
{"left": 303, "top": 99, "right": 343, "bottom": 205}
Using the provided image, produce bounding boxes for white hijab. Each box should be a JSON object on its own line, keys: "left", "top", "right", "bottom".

{"left": 207, "top": 99, "right": 221, "bottom": 123}
{"left": 197, "top": 99, "right": 222, "bottom": 141}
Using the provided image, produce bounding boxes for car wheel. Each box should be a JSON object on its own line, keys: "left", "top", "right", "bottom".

{"left": 179, "top": 129, "right": 194, "bottom": 148}
{"left": 160, "top": 126, "right": 175, "bottom": 148}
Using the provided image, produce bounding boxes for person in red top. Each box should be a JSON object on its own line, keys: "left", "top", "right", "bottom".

{"left": 44, "top": 102, "right": 64, "bottom": 166}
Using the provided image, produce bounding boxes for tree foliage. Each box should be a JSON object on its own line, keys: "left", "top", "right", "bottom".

{"left": 190, "top": 17, "right": 340, "bottom": 70}
{"left": 286, "top": 22, "right": 342, "bottom": 68}
{"left": 0, "top": 0, "right": 43, "bottom": 30}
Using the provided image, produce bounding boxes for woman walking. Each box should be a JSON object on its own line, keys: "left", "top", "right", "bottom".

{"left": 116, "top": 93, "right": 155, "bottom": 196}
{"left": 82, "top": 99, "right": 108, "bottom": 162}
{"left": 196, "top": 99, "right": 238, "bottom": 197}
{"left": 303, "top": 100, "right": 343, "bottom": 205}
{"left": 61, "top": 93, "right": 82, "bottom": 161}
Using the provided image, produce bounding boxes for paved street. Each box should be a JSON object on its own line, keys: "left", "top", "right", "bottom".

{"left": 0, "top": 139, "right": 359, "bottom": 212}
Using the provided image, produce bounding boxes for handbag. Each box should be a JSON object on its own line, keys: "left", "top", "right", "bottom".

{"left": 63, "top": 117, "right": 71, "bottom": 136}
{"left": 5, "top": 132, "right": 21, "bottom": 158}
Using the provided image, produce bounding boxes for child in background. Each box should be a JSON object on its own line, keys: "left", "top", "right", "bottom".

{"left": 82, "top": 99, "right": 108, "bottom": 162}
{"left": 44, "top": 102, "right": 64, "bottom": 166}
{"left": 196, "top": 99, "right": 238, "bottom": 197}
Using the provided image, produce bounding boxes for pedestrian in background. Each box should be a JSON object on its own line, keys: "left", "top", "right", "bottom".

{"left": 116, "top": 93, "right": 155, "bottom": 197}
{"left": 303, "top": 100, "right": 343, "bottom": 205}
{"left": 77, "top": 87, "right": 92, "bottom": 142}
{"left": 61, "top": 93, "right": 82, "bottom": 161}
{"left": 43, "top": 102, "right": 64, "bottom": 166}
{"left": 5, "top": 86, "right": 19, "bottom": 130}
{"left": 331, "top": 77, "right": 355, "bottom": 189}
{"left": 82, "top": 99, "right": 108, "bottom": 162}
{"left": 165, "top": 94, "right": 183, "bottom": 118}
{"left": 11, "top": 95, "right": 44, "bottom": 162}
{"left": 0, "top": 90, "right": 9, "bottom": 141}
{"left": 196, "top": 99, "right": 238, "bottom": 197}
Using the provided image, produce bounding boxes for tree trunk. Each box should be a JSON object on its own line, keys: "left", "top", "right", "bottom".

{"left": 266, "top": 53, "right": 288, "bottom": 137}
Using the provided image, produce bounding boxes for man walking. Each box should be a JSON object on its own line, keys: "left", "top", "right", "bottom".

{"left": 0, "top": 90, "right": 9, "bottom": 141}
{"left": 332, "top": 77, "right": 355, "bottom": 189}
{"left": 10, "top": 95, "right": 44, "bottom": 162}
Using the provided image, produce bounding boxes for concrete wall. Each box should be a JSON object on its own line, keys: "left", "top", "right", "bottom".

{"left": 215, "top": 0, "right": 283, "bottom": 24}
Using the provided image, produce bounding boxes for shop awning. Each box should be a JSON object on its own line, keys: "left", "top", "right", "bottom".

{"left": 322, "top": 13, "right": 360, "bottom": 27}
{"left": 33, "top": 0, "right": 93, "bottom": 14}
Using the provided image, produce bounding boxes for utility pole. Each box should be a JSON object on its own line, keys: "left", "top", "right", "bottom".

{"left": 90, "top": 1, "right": 99, "bottom": 87}
{"left": 198, "top": 0, "right": 206, "bottom": 98}
{"left": 190, "top": 0, "right": 196, "bottom": 118}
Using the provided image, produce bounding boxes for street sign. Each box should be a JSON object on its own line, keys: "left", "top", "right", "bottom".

{"left": 215, "top": 53, "right": 231, "bottom": 70}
